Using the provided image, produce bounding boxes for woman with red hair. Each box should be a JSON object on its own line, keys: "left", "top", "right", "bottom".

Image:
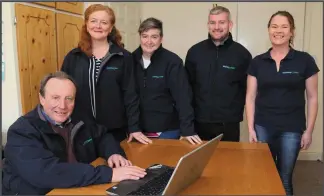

{"left": 61, "top": 4, "right": 140, "bottom": 142}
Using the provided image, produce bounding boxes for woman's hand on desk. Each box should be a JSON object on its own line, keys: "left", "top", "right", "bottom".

{"left": 108, "top": 154, "right": 132, "bottom": 168}
{"left": 181, "top": 135, "right": 203, "bottom": 145}
{"left": 127, "top": 132, "right": 153, "bottom": 144}
{"left": 111, "top": 166, "right": 147, "bottom": 182}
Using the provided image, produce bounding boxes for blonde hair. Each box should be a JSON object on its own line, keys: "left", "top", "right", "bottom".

{"left": 209, "top": 6, "right": 231, "bottom": 20}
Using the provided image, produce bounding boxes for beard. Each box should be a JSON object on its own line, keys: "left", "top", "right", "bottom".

{"left": 208, "top": 31, "right": 229, "bottom": 43}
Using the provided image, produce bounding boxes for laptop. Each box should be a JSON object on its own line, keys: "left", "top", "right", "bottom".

{"left": 106, "top": 134, "right": 223, "bottom": 196}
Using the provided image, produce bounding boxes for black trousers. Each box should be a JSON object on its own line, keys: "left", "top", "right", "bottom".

{"left": 195, "top": 122, "right": 240, "bottom": 142}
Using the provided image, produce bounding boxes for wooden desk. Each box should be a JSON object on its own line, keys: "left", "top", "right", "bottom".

{"left": 48, "top": 140, "right": 285, "bottom": 195}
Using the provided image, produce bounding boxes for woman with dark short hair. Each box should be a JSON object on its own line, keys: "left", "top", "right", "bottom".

{"left": 129, "top": 17, "right": 202, "bottom": 145}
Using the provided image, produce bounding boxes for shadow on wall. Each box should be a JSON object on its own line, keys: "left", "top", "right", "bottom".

{"left": 2, "top": 131, "right": 7, "bottom": 159}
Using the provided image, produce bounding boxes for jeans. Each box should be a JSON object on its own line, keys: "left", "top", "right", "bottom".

{"left": 255, "top": 124, "right": 302, "bottom": 196}
{"left": 159, "top": 129, "right": 180, "bottom": 139}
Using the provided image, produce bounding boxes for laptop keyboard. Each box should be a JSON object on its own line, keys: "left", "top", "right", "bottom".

{"left": 127, "top": 168, "right": 174, "bottom": 195}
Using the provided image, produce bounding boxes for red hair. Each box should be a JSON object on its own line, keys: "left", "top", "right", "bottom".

{"left": 78, "top": 4, "right": 123, "bottom": 57}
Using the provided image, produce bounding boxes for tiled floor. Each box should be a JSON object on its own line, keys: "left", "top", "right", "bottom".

{"left": 293, "top": 160, "right": 323, "bottom": 196}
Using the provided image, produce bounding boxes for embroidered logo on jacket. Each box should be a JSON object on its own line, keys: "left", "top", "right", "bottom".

{"left": 281, "top": 71, "right": 299, "bottom": 74}
{"left": 106, "top": 67, "right": 118, "bottom": 70}
{"left": 222, "top": 65, "right": 236, "bottom": 70}
{"left": 83, "top": 138, "right": 93, "bottom": 145}
{"left": 152, "top": 75, "right": 164, "bottom": 79}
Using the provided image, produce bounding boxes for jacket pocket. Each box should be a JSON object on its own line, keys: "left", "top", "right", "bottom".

{"left": 146, "top": 76, "right": 167, "bottom": 90}
{"left": 219, "top": 64, "right": 239, "bottom": 83}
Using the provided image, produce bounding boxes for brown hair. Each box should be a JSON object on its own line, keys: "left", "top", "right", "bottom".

{"left": 268, "top": 11, "right": 295, "bottom": 46}
{"left": 78, "top": 4, "right": 123, "bottom": 57}
{"left": 40, "top": 71, "right": 77, "bottom": 97}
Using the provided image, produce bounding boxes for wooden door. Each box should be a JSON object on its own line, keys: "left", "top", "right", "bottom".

{"left": 32, "top": 2, "right": 56, "bottom": 8}
{"left": 56, "top": 2, "right": 84, "bottom": 15}
{"left": 15, "top": 4, "right": 57, "bottom": 114}
{"left": 56, "top": 13, "right": 83, "bottom": 69}
{"left": 110, "top": 2, "right": 141, "bottom": 52}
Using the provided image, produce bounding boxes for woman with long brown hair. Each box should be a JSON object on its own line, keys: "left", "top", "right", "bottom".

{"left": 61, "top": 4, "right": 140, "bottom": 142}
{"left": 246, "top": 11, "right": 319, "bottom": 195}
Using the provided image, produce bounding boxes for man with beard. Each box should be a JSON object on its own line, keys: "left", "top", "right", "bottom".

{"left": 185, "top": 6, "right": 252, "bottom": 142}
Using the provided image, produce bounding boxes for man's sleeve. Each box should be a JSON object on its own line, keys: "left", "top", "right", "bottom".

{"left": 92, "top": 123, "right": 127, "bottom": 160}
{"left": 238, "top": 51, "right": 253, "bottom": 106}
{"left": 239, "top": 51, "right": 253, "bottom": 89}
{"left": 184, "top": 48, "right": 196, "bottom": 87}
{"left": 4, "top": 118, "right": 113, "bottom": 189}
{"left": 168, "top": 59, "right": 196, "bottom": 136}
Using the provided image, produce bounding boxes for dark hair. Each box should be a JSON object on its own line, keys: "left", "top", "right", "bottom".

{"left": 138, "top": 17, "right": 163, "bottom": 36}
{"left": 78, "top": 4, "right": 123, "bottom": 57}
{"left": 39, "top": 71, "right": 77, "bottom": 97}
{"left": 268, "top": 10, "right": 295, "bottom": 46}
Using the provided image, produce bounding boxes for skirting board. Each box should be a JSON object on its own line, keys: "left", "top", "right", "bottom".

{"left": 298, "top": 151, "right": 323, "bottom": 161}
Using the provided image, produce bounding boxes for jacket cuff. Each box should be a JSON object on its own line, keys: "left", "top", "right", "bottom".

{"left": 104, "top": 150, "right": 127, "bottom": 161}
{"left": 128, "top": 125, "right": 140, "bottom": 133}
{"left": 96, "top": 165, "right": 113, "bottom": 183}
{"left": 180, "top": 126, "right": 196, "bottom": 137}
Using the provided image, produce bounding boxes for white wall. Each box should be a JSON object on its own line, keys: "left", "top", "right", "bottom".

{"left": 301, "top": 2, "right": 323, "bottom": 160}
{"left": 2, "top": 2, "right": 21, "bottom": 144}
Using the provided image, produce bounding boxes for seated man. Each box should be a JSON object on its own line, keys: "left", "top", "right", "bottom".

{"left": 2, "top": 71, "right": 146, "bottom": 195}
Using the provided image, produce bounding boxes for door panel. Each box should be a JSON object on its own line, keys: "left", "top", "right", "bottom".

{"left": 56, "top": 13, "right": 83, "bottom": 69}
{"left": 56, "top": 2, "right": 84, "bottom": 15}
{"left": 15, "top": 4, "right": 57, "bottom": 114}
{"left": 32, "top": 2, "right": 56, "bottom": 8}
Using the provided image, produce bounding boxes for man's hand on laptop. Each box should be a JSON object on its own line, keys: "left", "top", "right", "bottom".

{"left": 107, "top": 154, "right": 132, "bottom": 168}
{"left": 112, "top": 166, "right": 147, "bottom": 182}
{"left": 127, "top": 131, "right": 153, "bottom": 144}
{"left": 181, "top": 135, "right": 203, "bottom": 145}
